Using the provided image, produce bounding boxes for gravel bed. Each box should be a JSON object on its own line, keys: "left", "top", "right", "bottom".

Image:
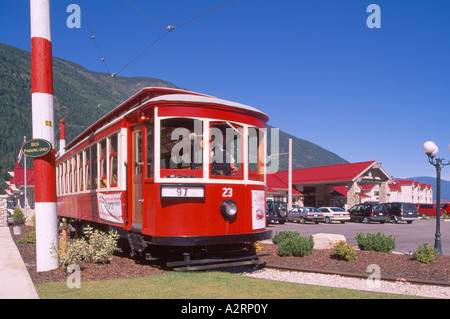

{"left": 238, "top": 268, "right": 450, "bottom": 299}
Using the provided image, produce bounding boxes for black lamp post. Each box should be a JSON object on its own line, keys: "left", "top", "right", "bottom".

{"left": 422, "top": 141, "right": 450, "bottom": 255}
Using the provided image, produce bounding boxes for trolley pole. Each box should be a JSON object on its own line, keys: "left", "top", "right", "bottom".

{"left": 30, "top": 0, "right": 59, "bottom": 272}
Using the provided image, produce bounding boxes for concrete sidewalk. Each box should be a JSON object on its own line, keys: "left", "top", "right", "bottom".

{"left": 0, "top": 227, "right": 39, "bottom": 299}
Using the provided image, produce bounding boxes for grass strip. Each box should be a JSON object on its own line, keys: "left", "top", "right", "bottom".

{"left": 35, "top": 271, "right": 422, "bottom": 299}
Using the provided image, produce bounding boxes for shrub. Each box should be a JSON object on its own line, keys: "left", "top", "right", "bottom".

{"left": 272, "top": 231, "right": 300, "bottom": 244}
{"left": 355, "top": 232, "right": 396, "bottom": 253}
{"left": 334, "top": 241, "right": 357, "bottom": 261}
{"left": 55, "top": 237, "right": 89, "bottom": 267}
{"left": 52, "top": 225, "right": 120, "bottom": 267}
{"left": 413, "top": 243, "right": 437, "bottom": 263}
{"left": 83, "top": 226, "right": 120, "bottom": 263}
{"left": 18, "top": 230, "right": 36, "bottom": 244}
{"left": 277, "top": 235, "right": 314, "bottom": 257}
{"left": 12, "top": 208, "right": 25, "bottom": 224}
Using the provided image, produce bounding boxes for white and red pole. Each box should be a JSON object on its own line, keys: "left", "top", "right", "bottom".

{"left": 30, "top": 0, "right": 59, "bottom": 272}
{"left": 60, "top": 118, "right": 66, "bottom": 156}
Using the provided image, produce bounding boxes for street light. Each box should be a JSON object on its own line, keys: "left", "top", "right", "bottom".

{"left": 422, "top": 141, "right": 450, "bottom": 254}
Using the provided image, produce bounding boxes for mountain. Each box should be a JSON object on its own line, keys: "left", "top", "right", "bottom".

{"left": 0, "top": 42, "right": 348, "bottom": 192}
{"left": 397, "top": 176, "right": 450, "bottom": 201}
{"left": 267, "top": 125, "right": 348, "bottom": 172}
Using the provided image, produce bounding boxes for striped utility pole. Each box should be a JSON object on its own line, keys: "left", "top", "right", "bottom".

{"left": 30, "top": 0, "right": 59, "bottom": 272}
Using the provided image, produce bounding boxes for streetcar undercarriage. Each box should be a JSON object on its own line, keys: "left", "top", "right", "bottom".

{"left": 66, "top": 219, "right": 271, "bottom": 271}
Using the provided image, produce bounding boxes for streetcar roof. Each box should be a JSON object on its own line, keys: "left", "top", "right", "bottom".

{"left": 150, "top": 94, "right": 268, "bottom": 118}
{"left": 64, "top": 87, "right": 267, "bottom": 151}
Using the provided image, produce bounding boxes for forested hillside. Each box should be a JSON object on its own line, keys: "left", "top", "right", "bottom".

{"left": 0, "top": 42, "right": 347, "bottom": 192}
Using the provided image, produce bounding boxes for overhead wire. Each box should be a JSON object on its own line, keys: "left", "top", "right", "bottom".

{"left": 120, "top": 0, "right": 169, "bottom": 30}
{"left": 113, "top": 0, "right": 237, "bottom": 76}
{"left": 74, "top": 0, "right": 237, "bottom": 77}
{"left": 113, "top": 31, "right": 172, "bottom": 77}
{"left": 77, "top": 1, "right": 111, "bottom": 74}
{"left": 175, "top": 0, "right": 236, "bottom": 30}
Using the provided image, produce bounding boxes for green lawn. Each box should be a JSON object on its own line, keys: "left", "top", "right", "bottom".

{"left": 35, "top": 271, "right": 423, "bottom": 299}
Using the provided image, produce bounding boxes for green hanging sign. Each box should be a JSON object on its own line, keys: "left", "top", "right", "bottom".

{"left": 21, "top": 139, "right": 52, "bottom": 158}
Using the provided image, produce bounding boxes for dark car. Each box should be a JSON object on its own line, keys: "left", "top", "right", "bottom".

{"left": 384, "top": 202, "right": 418, "bottom": 224}
{"left": 348, "top": 203, "right": 389, "bottom": 224}
{"left": 266, "top": 200, "right": 287, "bottom": 225}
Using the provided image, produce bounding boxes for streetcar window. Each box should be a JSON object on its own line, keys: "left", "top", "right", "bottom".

{"left": 92, "top": 144, "right": 98, "bottom": 189}
{"left": 79, "top": 152, "right": 84, "bottom": 191}
{"left": 210, "top": 122, "right": 242, "bottom": 178}
{"left": 66, "top": 161, "right": 72, "bottom": 193}
{"left": 146, "top": 124, "right": 154, "bottom": 178}
{"left": 69, "top": 158, "right": 73, "bottom": 192}
{"left": 160, "top": 118, "right": 203, "bottom": 178}
{"left": 100, "top": 139, "right": 107, "bottom": 188}
{"left": 248, "top": 127, "right": 265, "bottom": 182}
{"left": 134, "top": 131, "right": 143, "bottom": 176}
{"left": 56, "top": 165, "right": 61, "bottom": 195}
{"left": 63, "top": 162, "right": 67, "bottom": 194}
{"left": 85, "top": 148, "right": 90, "bottom": 190}
{"left": 73, "top": 156, "right": 78, "bottom": 192}
{"left": 110, "top": 134, "right": 118, "bottom": 187}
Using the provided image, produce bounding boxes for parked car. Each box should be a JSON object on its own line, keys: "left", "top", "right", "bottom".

{"left": 286, "top": 206, "right": 324, "bottom": 224}
{"left": 384, "top": 202, "right": 418, "bottom": 224}
{"left": 318, "top": 207, "right": 350, "bottom": 224}
{"left": 416, "top": 204, "right": 446, "bottom": 217}
{"left": 348, "top": 203, "right": 389, "bottom": 224}
{"left": 442, "top": 204, "right": 450, "bottom": 215}
{"left": 266, "top": 200, "right": 287, "bottom": 225}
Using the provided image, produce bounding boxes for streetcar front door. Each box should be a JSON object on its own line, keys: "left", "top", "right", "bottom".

{"left": 131, "top": 126, "right": 143, "bottom": 231}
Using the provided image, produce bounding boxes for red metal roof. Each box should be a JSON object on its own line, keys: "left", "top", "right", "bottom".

{"left": 266, "top": 173, "right": 303, "bottom": 194}
{"left": 274, "top": 161, "right": 377, "bottom": 184}
{"left": 267, "top": 173, "right": 289, "bottom": 189}
{"left": 333, "top": 186, "right": 348, "bottom": 196}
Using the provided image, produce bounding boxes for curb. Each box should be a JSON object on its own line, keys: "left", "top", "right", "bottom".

{"left": 265, "top": 263, "right": 450, "bottom": 288}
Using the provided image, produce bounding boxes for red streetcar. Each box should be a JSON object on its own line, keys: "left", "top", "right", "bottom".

{"left": 56, "top": 87, "right": 271, "bottom": 270}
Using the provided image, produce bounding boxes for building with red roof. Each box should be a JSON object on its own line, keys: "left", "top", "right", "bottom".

{"left": 267, "top": 161, "right": 433, "bottom": 209}
{"left": 5, "top": 168, "right": 35, "bottom": 210}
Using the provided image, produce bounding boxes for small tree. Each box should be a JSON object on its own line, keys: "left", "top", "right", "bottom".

{"left": 12, "top": 208, "right": 25, "bottom": 225}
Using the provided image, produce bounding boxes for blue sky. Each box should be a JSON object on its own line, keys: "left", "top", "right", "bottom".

{"left": 1, "top": 0, "right": 450, "bottom": 180}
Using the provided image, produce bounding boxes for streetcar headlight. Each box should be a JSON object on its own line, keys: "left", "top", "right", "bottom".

{"left": 220, "top": 200, "right": 238, "bottom": 220}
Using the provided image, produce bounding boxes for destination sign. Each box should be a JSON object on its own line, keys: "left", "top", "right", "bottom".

{"left": 21, "top": 139, "right": 52, "bottom": 158}
{"left": 160, "top": 185, "right": 205, "bottom": 198}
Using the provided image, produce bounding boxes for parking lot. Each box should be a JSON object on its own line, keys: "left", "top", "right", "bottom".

{"left": 267, "top": 219, "right": 450, "bottom": 255}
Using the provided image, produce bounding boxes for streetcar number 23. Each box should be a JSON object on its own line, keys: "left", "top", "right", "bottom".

{"left": 222, "top": 187, "right": 233, "bottom": 197}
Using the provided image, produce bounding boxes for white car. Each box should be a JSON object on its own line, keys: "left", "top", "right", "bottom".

{"left": 318, "top": 207, "right": 350, "bottom": 224}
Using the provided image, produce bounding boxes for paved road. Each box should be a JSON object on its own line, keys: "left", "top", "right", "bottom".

{"left": 267, "top": 219, "right": 450, "bottom": 255}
